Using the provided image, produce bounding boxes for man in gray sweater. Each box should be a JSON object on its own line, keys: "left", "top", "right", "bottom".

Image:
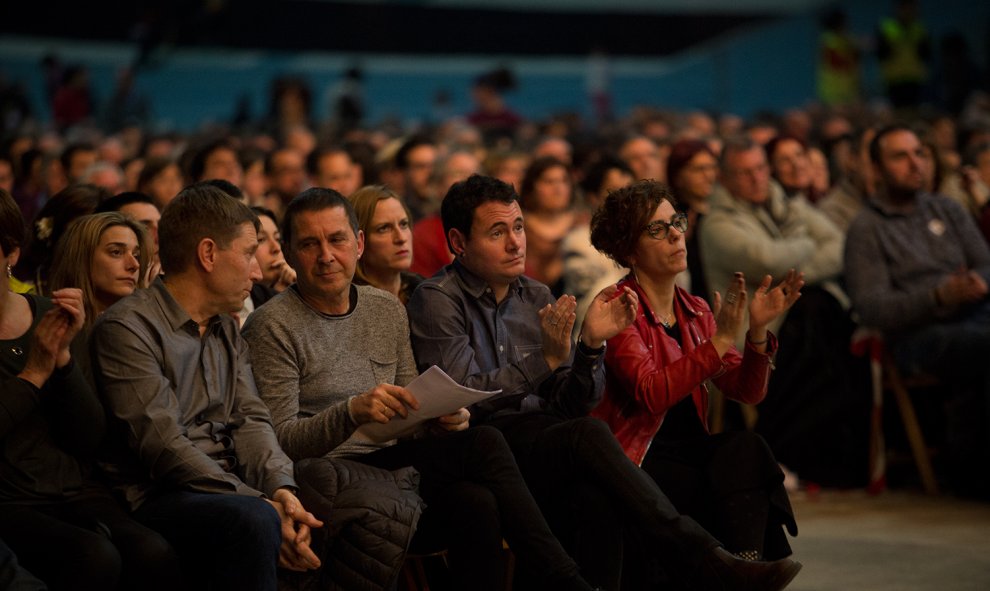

{"left": 845, "top": 124, "right": 990, "bottom": 497}
{"left": 242, "top": 188, "right": 598, "bottom": 591}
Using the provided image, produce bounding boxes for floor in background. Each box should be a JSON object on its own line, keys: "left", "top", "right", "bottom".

{"left": 787, "top": 489, "right": 990, "bottom": 590}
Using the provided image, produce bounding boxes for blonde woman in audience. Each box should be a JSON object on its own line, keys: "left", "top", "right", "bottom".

{"left": 49, "top": 212, "right": 150, "bottom": 332}
{"left": 1, "top": 190, "right": 181, "bottom": 590}
{"left": 48, "top": 212, "right": 150, "bottom": 381}
{"left": 348, "top": 185, "right": 422, "bottom": 304}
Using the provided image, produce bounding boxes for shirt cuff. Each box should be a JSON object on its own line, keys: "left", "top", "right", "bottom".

{"left": 577, "top": 339, "right": 606, "bottom": 357}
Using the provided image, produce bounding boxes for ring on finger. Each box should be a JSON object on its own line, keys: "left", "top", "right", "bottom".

{"left": 726, "top": 293, "right": 737, "bottom": 304}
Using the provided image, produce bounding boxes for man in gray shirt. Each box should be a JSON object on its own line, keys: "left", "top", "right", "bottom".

{"left": 408, "top": 174, "right": 803, "bottom": 590}
{"left": 93, "top": 183, "right": 322, "bottom": 590}
{"left": 845, "top": 124, "right": 990, "bottom": 497}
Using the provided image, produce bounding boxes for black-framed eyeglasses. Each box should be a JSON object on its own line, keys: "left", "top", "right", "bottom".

{"left": 643, "top": 213, "right": 689, "bottom": 240}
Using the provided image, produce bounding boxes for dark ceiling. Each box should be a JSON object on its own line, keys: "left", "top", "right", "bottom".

{"left": 2, "top": 1, "right": 773, "bottom": 57}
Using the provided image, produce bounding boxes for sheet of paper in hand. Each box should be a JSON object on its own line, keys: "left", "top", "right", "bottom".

{"left": 351, "top": 365, "right": 501, "bottom": 444}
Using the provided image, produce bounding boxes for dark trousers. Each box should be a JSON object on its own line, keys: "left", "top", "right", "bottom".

{"left": 134, "top": 491, "right": 281, "bottom": 591}
{"left": 359, "top": 426, "right": 583, "bottom": 591}
{"left": 894, "top": 301, "right": 990, "bottom": 495}
{"left": 0, "top": 536, "right": 46, "bottom": 591}
{"left": 756, "top": 286, "right": 871, "bottom": 487}
{"left": 642, "top": 430, "right": 795, "bottom": 560}
{"left": 486, "top": 413, "right": 720, "bottom": 590}
{"left": 0, "top": 490, "right": 181, "bottom": 591}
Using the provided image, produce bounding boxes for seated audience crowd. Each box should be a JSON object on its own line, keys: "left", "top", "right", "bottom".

{"left": 4, "top": 87, "right": 990, "bottom": 591}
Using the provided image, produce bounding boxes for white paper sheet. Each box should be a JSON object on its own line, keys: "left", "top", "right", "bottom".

{"left": 350, "top": 365, "right": 501, "bottom": 443}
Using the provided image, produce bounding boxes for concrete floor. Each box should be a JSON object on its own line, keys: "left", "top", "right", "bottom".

{"left": 786, "top": 489, "right": 990, "bottom": 590}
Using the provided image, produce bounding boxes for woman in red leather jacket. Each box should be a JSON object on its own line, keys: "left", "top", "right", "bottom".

{"left": 589, "top": 180, "right": 804, "bottom": 562}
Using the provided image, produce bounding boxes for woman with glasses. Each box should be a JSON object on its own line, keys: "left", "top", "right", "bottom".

{"left": 589, "top": 180, "right": 803, "bottom": 563}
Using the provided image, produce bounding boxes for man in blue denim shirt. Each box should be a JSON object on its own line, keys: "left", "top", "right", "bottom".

{"left": 408, "top": 174, "right": 802, "bottom": 591}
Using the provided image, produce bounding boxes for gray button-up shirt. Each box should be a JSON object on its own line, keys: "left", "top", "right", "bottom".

{"left": 407, "top": 261, "right": 605, "bottom": 423}
{"left": 93, "top": 278, "right": 295, "bottom": 509}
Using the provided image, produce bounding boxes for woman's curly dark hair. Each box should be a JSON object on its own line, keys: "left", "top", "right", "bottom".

{"left": 590, "top": 180, "right": 677, "bottom": 269}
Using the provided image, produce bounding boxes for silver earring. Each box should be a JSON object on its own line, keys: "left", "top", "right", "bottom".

{"left": 5, "top": 264, "right": 10, "bottom": 278}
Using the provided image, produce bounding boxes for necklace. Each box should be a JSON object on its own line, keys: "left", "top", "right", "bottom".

{"left": 658, "top": 312, "right": 674, "bottom": 329}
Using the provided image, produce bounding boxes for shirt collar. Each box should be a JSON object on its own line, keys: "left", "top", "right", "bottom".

{"left": 452, "top": 259, "right": 523, "bottom": 300}
{"left": 866, "top": 191, "right": 930, "bottom": 217}
{"left": 153, "top": 277, "right": 220, "bottom": 335}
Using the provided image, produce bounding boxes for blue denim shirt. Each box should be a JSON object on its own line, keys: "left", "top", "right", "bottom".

{"left": 407, "top": 260, "right": 605, "bottom": 424}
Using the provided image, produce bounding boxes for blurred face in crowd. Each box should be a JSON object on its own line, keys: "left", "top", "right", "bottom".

{"left": 242, "top": 159, "right": 268, "bottom": 202}
{"left": 492, "top": 155, "right": 528, "bottom": 192}
{"left": 145, "top": 163, "right": 184, "bottom": 210}
{"left": 287, "top": 206, "right": 363, "bottom": 314}
{"left": 533, "top": 139, "right": 572, "bottom": 167}
{"left": 0, "top": 160, "right": 13, "bottom": 193}
{"left": 769, "top": 138, "right": 811, "bottom": 193}
{"left": 91, "top": 225, "right": 142, "bottom": 312}
{"left": 593, "top": 167, "right": 634, "bottom": 207}
{"left": 363, "top": 197, "right": 413, "bottom": 276}
{"left": 808, "top": 148, "right": 830, "bottom": 194}
{"left": 874, "top": 129, "right": 927, "bottom": 199}
{"left": 269, "top": 149, "right": 307, "bottom": 200}
{"left": 438, "top": 152, "right": 480, "bottom": 196}
{"left": 203, "top": 147, "right": 243, "bottom": 187}
{"left": 403, "top": 144, "right": 438, "bottom": 200}
{"left": 723, "top": 146, "right": 771, "bottom": 204}
{"left": 314, "top": 151, "right": 360, "bottom": 197}
{"left": 123, "top": 159, "right": 144, "bottom": 193}
{"left": 86, "top": 167, "right": 126, "bottom": 194}
{"left": 119, "top": 201, "right": 160, "bottom": 258}
{"left": 530, "top": 164, "right": 571, "bottom": 214}
{"left": 674, "top": 150, "right": 719, "bottom": 201}
{"left": 255, "top": 213, "right": 289, "bottom": 287}
{"left": 621, "top": 137, "right": 663, "bottom": 182}
{"left": 67, "top": 149, "right": 97, "bottom": 182}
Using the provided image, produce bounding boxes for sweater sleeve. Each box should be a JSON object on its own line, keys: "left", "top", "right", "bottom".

{"left": 242, "top": 309, "right": 356, "bottom": 461}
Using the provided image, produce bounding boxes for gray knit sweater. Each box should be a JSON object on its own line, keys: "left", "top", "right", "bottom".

{"left": 242, "top": 284, "right": 418, "bottom": 459}
{"left": 844, "top": 192, "right": 990, "bottom": 333}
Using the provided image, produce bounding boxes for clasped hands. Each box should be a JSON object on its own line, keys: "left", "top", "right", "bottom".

{"left": 935, "top": 268, "right": 987, "bottom": 309}
{"left": 266, "top": 487, "right": 323, "bottom": 572}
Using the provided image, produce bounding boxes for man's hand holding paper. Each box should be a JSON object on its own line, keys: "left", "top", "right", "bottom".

{"left": 351, "top": 366, "right": 500, "bottom": 443}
